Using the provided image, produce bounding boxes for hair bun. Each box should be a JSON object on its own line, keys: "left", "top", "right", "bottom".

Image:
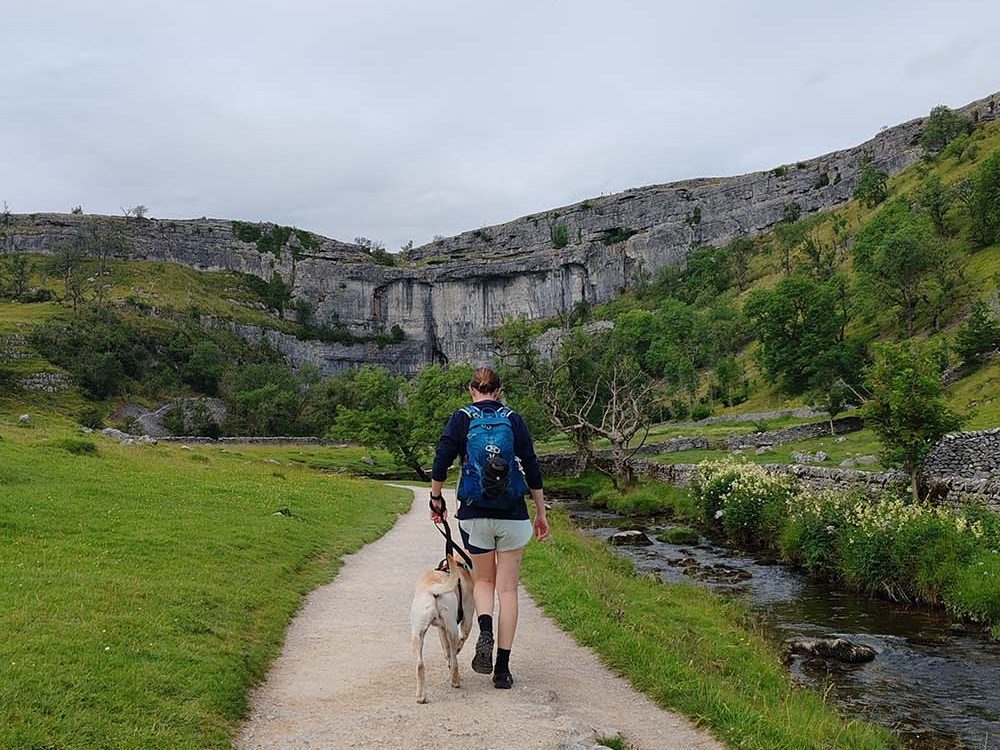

{"left": 470, "top": 366, "right": 501, "bottom": 394}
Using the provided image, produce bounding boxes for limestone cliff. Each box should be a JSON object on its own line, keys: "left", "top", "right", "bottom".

{"left": 6, "top": 91, "right": 998, "bottom": 373}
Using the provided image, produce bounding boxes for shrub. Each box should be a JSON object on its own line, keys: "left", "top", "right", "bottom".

{"left": 49, "top": 438, "right": 99, "bottom": 456}
{"left": 837, "top": 496, "right": 981, "bottom": 601}
{"left": 550, "top": 223, "right": 569, "bottom": 249}
{"left": 694, "top": 459, "right": 798, "bottom": 548}
{"left": 854, "top": 155, "right": 888, "bottom": 208}
{"left": 690, "top": 402, "right": 712, "bottom": 421}
{"left": 77, "top": 406, "right": 104, "bottom": 430}
{"left": 780, "top": 491, "right": 858, "bottom": 577}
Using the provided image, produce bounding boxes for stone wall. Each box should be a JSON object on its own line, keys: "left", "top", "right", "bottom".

{"left": 923, "top": 427, "right": 1000, "bottom": 481}
{"left": 538, "top": 452, "right": 1000, "bottom": 510}
{"left": 727, "top": 416, "right": 864, "bottom": 449}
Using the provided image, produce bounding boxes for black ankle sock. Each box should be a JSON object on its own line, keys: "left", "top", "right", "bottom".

{"left": 478, "top": 614, "right": 493, "bottom": 635}
{"left": 495, "top": 647, "right": 511, "bottom": 675}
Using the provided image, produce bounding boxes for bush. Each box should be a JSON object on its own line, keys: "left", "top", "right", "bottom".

{"left": 836, "top": 496, "right": 981, "bottom": 602}
{"left": 780, "top": 491, "right": 857, "bottom": 577}
{"left": 690, "top": 402, "right": 712, "bottom": 421}
{"left": 49, "top": 438, "right": 99, "bottom": 456}
{"left": 77, "top": 406, "right": 105, "bottom": 430}
{"left": 693, "top": 459, "right": 798, "bottom": 548}
{"left": 550, "top": 223, "right": 569, "bottom": 249}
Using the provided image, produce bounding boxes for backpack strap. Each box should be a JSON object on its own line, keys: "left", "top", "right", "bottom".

{"left": 460, "top": 406, "right": 482, "bottom": 419}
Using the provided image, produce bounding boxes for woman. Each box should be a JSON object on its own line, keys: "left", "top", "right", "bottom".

{"left": 428, "top": 367, "right": 548, "bottom": 689}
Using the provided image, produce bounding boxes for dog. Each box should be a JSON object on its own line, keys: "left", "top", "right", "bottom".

{"left": 410, "top": 551, "right": 476, "bottom": 703}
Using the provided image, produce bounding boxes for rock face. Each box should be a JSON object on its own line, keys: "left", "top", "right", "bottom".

{"left": 7, "top": 93, "right": 998, "bottom": 372}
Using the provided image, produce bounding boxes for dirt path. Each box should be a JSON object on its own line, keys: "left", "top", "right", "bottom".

{"left": 236, "top": 487, "right": 723, "bottom": 750}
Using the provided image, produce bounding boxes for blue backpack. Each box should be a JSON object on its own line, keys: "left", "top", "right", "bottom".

{"left": 457, "top": 405, "right": 529, "bottom": 512}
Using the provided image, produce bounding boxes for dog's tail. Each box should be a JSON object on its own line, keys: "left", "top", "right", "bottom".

{"left": 428, "top": 554, "right": 463, "bottom": 597}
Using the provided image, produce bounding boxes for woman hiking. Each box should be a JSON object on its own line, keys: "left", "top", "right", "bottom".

{"left": 428, "top": 367, "right": 549, "bottom": 689}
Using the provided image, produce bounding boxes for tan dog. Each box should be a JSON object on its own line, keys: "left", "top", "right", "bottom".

{"left": 410, "top": 553, "right": 475, "bottom": 703}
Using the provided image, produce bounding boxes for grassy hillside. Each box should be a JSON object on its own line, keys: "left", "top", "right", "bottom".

{"left": 0, "top": 413, "right": 409, "bottom": 749}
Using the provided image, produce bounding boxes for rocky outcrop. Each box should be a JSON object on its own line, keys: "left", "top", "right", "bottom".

{"left": 6, "top": 92, "right": 998, "bottom": 371}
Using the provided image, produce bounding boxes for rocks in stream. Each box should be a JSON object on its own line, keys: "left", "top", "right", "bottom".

{"left": 607, "top": 530, "right": 653, "bottom": 546}
{"left": 786, "top": 636, "right": 877, "bottom": 664}
{"left": 665, "top": 556, "right": 753, "bottom": 584}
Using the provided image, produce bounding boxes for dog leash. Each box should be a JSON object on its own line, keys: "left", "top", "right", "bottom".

{"left": 432, "top": 518, "right": 473, "bottom": 627}
{"left": 433, "top": 517, "right": 474, "bottom": 571}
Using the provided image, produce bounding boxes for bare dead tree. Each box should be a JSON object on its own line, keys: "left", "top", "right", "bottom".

{"left": 539, "top": 352, "right": 657, "bottom": 489}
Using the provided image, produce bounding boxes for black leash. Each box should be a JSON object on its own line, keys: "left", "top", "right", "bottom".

{"left": 432, "top": 507, "right": 474, "bottom": 627}
{"left": 434, "top": 517, "right": 474, "bottom": 571}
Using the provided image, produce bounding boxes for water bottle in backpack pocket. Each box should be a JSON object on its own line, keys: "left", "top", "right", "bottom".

{"left": 457, "top": 405, "right": 528, "bottom": 513}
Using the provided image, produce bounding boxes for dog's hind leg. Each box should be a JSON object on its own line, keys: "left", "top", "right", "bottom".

{"left": 438, "top": 624, "right": 451, "bottom": 664}
{"left": 447, "top": 627, "right": 462, "bottom": 688}
{"left": 412, "top": 632, "right": 427, "bottom": 704}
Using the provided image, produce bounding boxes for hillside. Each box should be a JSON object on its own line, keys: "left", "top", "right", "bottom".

{"left": 3, "top": 91, "right": 997, "bottom": 374}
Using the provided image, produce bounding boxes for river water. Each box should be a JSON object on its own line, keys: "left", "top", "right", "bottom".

{"left": 563, "top": 503, "right": 1000, "bottom": 750}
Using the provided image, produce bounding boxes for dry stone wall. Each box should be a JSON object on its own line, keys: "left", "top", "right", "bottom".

{"left": 727, "top": 416, "right": 864, "bottom": 449}
{"left": 924, "top": 428, "right": 1000, "bottom": 481}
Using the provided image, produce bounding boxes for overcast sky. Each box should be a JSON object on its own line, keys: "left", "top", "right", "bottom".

{"left": 2, "top": 1, "right": 998, "bottom": 250}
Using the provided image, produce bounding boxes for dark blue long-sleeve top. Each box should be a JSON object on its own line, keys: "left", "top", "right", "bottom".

{"left": 431, "top": 399, "right": 543, "bottom": 520}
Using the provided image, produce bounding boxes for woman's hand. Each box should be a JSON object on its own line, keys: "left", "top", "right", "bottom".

{"left": 534, "top": 511, "right": 550, "bottom": 541}
{"left": 429, "top": 493, "right": 447, "bottom": 523}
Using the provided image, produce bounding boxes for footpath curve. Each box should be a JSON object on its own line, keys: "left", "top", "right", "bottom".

{"left": 236, "top": 486, "right": 722, "bottom": 750}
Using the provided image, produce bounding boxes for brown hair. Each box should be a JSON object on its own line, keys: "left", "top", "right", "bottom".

{"left": 469, "top": 367, "right": 502, "bottom": 394}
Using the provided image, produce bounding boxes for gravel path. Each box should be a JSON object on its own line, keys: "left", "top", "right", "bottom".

{"left": 236, "top": 487, "right": 723, "bottom": 750}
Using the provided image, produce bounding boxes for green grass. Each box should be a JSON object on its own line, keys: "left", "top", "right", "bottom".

{"left": 0, "top": 418, "right": 410, "bottom": 749}
{"left": 522, "top": 512, "right": 892, "bottom": 750}
{"left": 658, "top": 526, "right": 700, "bottom": 544}
{"left": 947, "top": 356, "right": 1000, "bottom": 429}
{"left": 652, "top": 429, "right": 886, "bottom": 471}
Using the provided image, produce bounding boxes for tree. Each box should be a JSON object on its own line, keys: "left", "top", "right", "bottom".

{"left": 725, "top": 236, "right": 755, "bottom": 291}
{"left": 540, "top": 336, "right": 656, "bottom": 489}
{"left": 970, "top": 151, "right": 1000, "bottom": 247}
{"left": 744, "top": 274, "right": 857, "bottom": 394}
{"left": 919, "top": 105, "right": 973, "bottom": 155}
{"left": 853, "top": 155, "right": 888, "bottom": 208}
{"left": 914, "top": 173, "right": 953, "bottom": 236}
{"left": 0, "top": 254, "right": 31, "bottom": 299}
{"left": 48, "top": 231, "right": 91, "bottom": 311}
{"left": 851, "top": 201, "right": 939, "bottom": 336}
{"left": 123, "top": 204, "right": 149, "bottom": 220}
{"left": 355, "top": 236, "right": 397, "bottom": 266}
{"left": 864, "top": 341, "right": 963, "bottom": 500}
{"left": 183, "top": 340, "right": 227, "bottom": 394}
{"left": 954, "top": 300, "right": 999, "bottom": 365}
{"left": 332, "top": 365, "right": 470, "bottom": 479}
{"left": 810, "top": 379, "right": 855, "bottom": 436}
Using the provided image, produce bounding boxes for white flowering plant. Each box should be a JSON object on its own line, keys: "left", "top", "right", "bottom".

{"left": 780, "top": 490, "right": 861, "bottom": 577}
{"left": 693, "top": 459, "right": 799, "bottom": 548}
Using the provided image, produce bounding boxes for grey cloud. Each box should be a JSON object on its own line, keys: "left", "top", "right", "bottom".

{"left": 2, "top": 0, "right": 998, "bottom": 250}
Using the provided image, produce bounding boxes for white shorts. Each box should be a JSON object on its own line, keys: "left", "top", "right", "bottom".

{"left": 458, "top": 517, "right": 533, "bottom": 553}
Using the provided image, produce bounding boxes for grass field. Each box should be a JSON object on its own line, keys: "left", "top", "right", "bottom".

{"left": 0, "top": 417, "right": 409, "bottom": 750}
{"left": 522, "top": 512, "right": 892, "bottom": 750}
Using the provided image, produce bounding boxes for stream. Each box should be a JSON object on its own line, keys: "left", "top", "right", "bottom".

{"left": 562, "top": 501, "right": 1000, "bottom": 750}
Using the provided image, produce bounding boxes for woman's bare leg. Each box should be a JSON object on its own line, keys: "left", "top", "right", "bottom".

{"left": 495, "top": 547, "right": 524, "bottom": 650}
{"left": 470, "top": 550, "right": 496, "bottom": 618}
